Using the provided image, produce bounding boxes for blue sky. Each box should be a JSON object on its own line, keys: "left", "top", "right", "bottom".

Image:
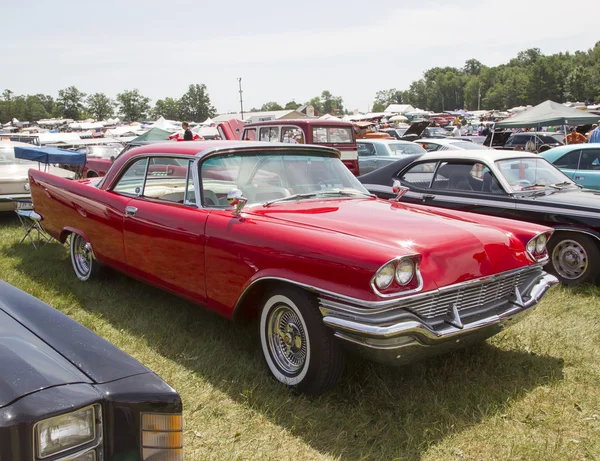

{"left": 2, "top": 0, "right": 599, "bottom": 114}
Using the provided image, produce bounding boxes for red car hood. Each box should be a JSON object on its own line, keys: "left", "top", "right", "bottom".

{"left": 249, "top": 198, "right": 531, "bottom": 289}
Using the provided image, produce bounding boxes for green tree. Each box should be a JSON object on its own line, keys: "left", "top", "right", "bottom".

{"left": 463, "top": 59, "right": 485, "bottom": 76}
{"left": 116, "top": 89, "right": 151, "bottom": 122}
{"left": 152, "top": 97, "right": 181, "bottom": 120}
{"left": 178, "top": 84, "right": 216, "bottom": 123}
{"left": 564, "top": 65, "right": 594, "bottom": 101}
{"left": 284, "top": 100, "right": 301, "bottom": 110}
{"left": 86, "top": 93, "right": 114, "bottom": 120}
{"left": 260, "top": 101, "right": 283, "bottom": 111}
{"left": 306, "top": 96, "right": 323, "bottom": 114}
{"left": 371, "top": 89, "right": 403, "bottom": 112}
{"left": 320, "top": 90, "right": 344, "bottom": 114}
{"left": 57, "top": 86, "right": 87, "bottom": 119}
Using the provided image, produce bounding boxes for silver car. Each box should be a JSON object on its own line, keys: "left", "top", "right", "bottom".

{"left": 0, "top": 141, "right": 74, "bottom": 212}
{"left": 358, "top": 139, "right": 426, "bottom": 174}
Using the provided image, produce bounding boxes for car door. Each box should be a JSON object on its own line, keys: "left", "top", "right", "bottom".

{"left": 115, "top": 155, "right": 210, "bottom": 303}
{"left": 573, "top": 148, "right": 600, "bottom": 190}
{"left": 399, "top": 159, "right": 517, "bottom": 218}
{"left": 358, "top": 142, "right": 378, "bottom": 174}
{"left": 553, "top": 149, "right": 580, "bottom": 181}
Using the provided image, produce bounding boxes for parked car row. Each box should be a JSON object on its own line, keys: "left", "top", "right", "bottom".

{"left": 3, "top": 126, "right": 599, "bottom": 458}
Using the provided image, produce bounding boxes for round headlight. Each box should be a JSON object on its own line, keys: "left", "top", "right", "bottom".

{"left": 536, "top": 234, "right": 547, "bottom": 254}
{"left": 374, "top": 263, "right": 394, "bottom": 290}
{"left": 527, "top": 239, "right": 536, "bottom": 255}
{"left": 395, "top": 259, "right": 415, "bottom": 285}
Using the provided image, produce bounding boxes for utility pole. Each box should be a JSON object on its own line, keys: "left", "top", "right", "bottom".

{"left": 478, "top": 84, "right": 481, "bottom": 111}
{"left": 238, "top": 78, "right": 244, "bottom": 120}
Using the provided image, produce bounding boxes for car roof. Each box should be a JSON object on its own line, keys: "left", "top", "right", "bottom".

{"left": 0, "top": 140, "right": 39, "bottom": 148}
{"left": 127, "top": 140, "right": 339, "bottom": 158}
{"left": 411, "top": 149, "right": 539, "bottom": 162}
{"left": 420, "top": 139, "right": 473, "bottom": 145}
{"left": 357, "top": 139, "right": 415, "bottom": 145}
{"left": 539, "top": 143, "right": 600, "bottom": 161}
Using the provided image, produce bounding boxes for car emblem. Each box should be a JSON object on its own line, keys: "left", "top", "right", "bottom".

{"left": 444, "top": 303, "right": 464, "bottom": 329}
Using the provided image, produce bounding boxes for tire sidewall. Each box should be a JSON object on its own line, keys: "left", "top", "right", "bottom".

{"left": 260, "top": 294, "right": 311, "bottom": 386}
{"left": 548, "top": 233, "right": 599, "bottom": 285}
{"left": 70, "top": 234, "right": 92, "bottom": 282}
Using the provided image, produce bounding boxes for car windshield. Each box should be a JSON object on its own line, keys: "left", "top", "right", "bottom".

{"left": 495, "top": 157, "right": 576, "bottom": 192}
{"left": 387, "top": 143, "right": 426, "bottom": 155}
{"left": 0, "top": 146, "right": 38, "bottom": 166}
{"left": 87, "top": 145, "right": 122, "bottom": 159}
{"left": 201, "top": 151, "right": 369, "bottom": 206}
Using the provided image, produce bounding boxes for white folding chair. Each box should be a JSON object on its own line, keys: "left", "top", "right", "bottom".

{"left": 13, "top": 199, "right": 51, "bottom": 250}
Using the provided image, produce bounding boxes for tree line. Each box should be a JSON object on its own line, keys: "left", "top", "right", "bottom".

{"left": 372, "top": 42, "right": 600, "bottom": 113}
{"left": 0, "top": 84, "right": 216, "bottom": 124}
{"left": 250, "top": 90, "right": 347, "bottom": 115}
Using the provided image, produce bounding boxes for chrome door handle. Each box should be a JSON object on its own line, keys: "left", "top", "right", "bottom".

{"left": 125, "top": 206, "right": 138, "bottom": 217}
{"left": 422, "top": 194, "right": 435, "bottom": 201}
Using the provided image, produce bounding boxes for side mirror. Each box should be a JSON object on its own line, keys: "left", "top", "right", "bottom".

{"left": 392, "top": 180, "right": 409, "bottom": 201}
{"left": 227, "top": 189, "right": 248, "bottom": 216}
{"left": 110, "top": 156, "right": 115, "bottom": 162}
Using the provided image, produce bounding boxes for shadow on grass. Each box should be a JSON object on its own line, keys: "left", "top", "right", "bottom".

{"left": 2, "top": 236, "right": 565, "bottom": 460}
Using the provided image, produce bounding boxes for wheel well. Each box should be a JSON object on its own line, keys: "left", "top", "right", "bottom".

{"left": 550, "top": 229, "right": 600, "bottom": 247}
{"left": 233, "top": 279, "right": 313, "bottom": 323}
{"left": 59, "top": 229, "right": 72, "bottom": 244}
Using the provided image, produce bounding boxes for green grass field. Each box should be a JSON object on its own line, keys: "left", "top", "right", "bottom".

{"left": 1, "top": 214, "right": 599, "bottom": 461}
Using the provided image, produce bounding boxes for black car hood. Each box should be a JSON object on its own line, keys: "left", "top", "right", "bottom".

{"left": 483, "top": 131, "right": 511, "bottom": 147}
{"left": 522, "top": 187, "right": 600, "bottom": 210}
{"left": 0, "top": 309, "right": 92, "bottom": 408}
{"left": 400, "top": 121, "right": 429, "bottom": 140}
{"left": 0, "top": 282, "right": 151, "bottom": 398}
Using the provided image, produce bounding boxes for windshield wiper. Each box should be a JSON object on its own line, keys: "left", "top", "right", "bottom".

{"left": 263, "top": 189, "right": 374, "bottom": 207}
{"left": 552, "top": 181, "right": 580, "bottom": 189}
{"left": 521, "top": 183, "right": 560, "bottom": 191}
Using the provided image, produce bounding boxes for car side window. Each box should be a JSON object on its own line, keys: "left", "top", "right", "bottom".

{"left": 555, "top": 150, "right": 581, "bottom": 169}
{"left": 259, "top": 127, "right": 279, "bottom": 142}
{"left": 113, "top": 157, "right": 149, "bottom": 196}
{"left": 400, "top": 162, "right": 437, "bottom": 189}
{"left": 579, "top": 149, "right": 600, "bottom": 170}
{"left": 432, "top": 161, "right": 489, "bottom": 192}
{"left": 374, "top": 143, "right": 390, "bottom": 156}
{"left": 242, "top": 128, "right": 257, "bottom": 141}
{"left": 143, "top": 157, "right": 193, "bottom": 204}
{"left": 420, "top": 143, "right": 440, "bottom": 152}
{"left": 358, "top": 143, "right": 376, "bottom": 157}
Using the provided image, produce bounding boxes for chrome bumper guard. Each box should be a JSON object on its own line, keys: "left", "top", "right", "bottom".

{"left": 320, "top": 268, "right": 558, "bottom": 365}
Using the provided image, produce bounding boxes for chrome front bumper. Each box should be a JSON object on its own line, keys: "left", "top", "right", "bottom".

{"left": 319, "top": 268, "right": 558, "bottom": 365}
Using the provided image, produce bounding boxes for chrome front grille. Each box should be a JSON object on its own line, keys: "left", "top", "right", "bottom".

{"left": 401, "top": 270, "right": 531, "bottom": 319}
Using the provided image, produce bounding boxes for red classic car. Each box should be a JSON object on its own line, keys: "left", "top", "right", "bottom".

{"left": 29, "top": 141, "right": 558, "bottom": 395}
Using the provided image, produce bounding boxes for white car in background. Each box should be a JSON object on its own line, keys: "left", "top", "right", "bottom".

{"left": 0, "top": 141, "right": 75, "bottom": 211}
{"left": 418, "top": 138, "right": 493, "bottom": 152}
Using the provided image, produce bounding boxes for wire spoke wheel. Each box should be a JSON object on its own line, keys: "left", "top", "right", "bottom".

{"left": 267, "top": 304, "right": 308, "bottom": 376}
{"left": 552, "top": 239, "right": 588, "bottom": 281}
{"left": 70, "top": 234, "right": 95, "bottom": 281}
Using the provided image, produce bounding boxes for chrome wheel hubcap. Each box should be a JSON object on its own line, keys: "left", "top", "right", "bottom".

{"left": 73, "top": 236, "right": 92, "bottom": 276}
{"left": 552, "top": 240, "right": 588, "bottom": 280}
{"left": 267, "top": 304, "right": 307, "bottom": 376}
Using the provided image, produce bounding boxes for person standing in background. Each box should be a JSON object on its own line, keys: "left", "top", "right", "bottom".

{"left": 564, "top": 127, "right": 587, "bottom": 144}
{"left": 182, "top": 122, "right": 193, "bottom": 141}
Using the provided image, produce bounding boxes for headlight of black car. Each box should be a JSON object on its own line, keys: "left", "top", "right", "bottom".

{"left": 35, "top": 404, "right": 102, "bottom": 459}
